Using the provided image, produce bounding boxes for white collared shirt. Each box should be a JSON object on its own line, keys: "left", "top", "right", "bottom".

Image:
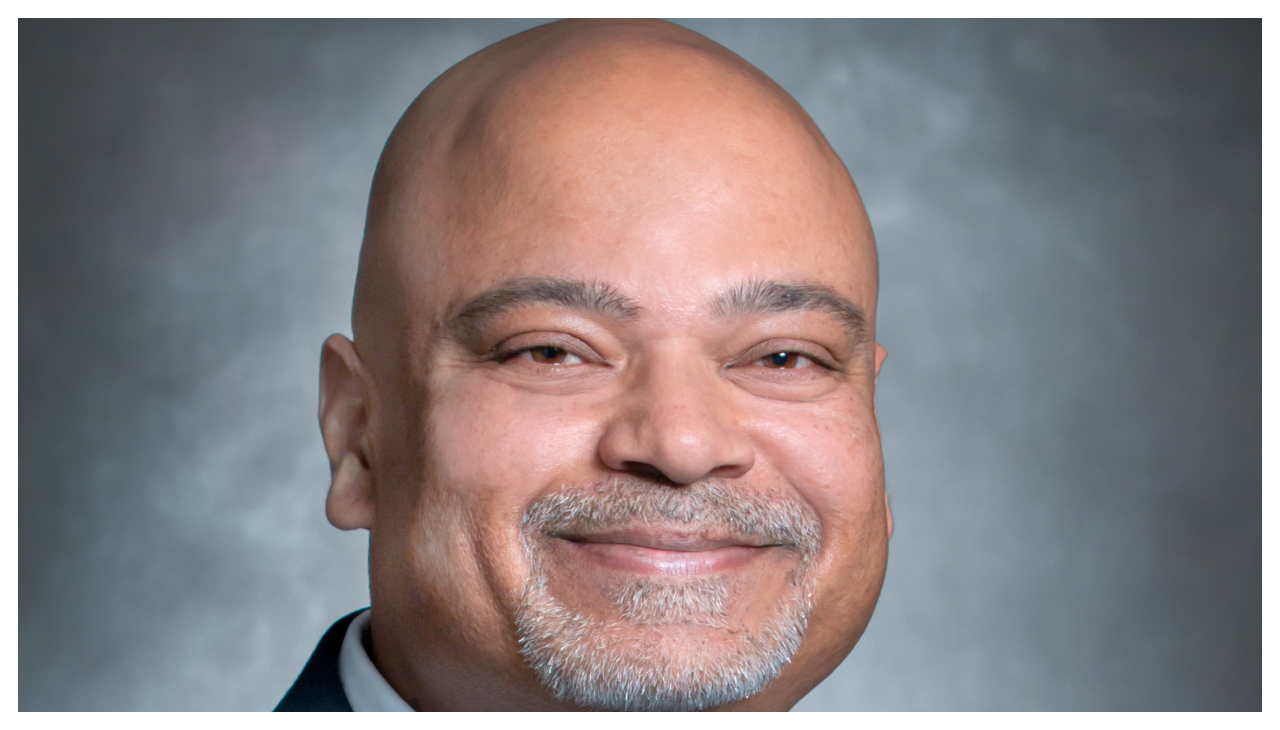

{"left": 337, "top": 609, "right": 415, "bottom": 711}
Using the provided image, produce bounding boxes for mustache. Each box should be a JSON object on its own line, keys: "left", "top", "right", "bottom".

{"left": 521, "top": 477, "right": 822, "bottom": 555}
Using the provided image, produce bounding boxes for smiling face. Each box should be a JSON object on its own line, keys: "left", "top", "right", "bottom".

{"left": 318, "top": 20, "right": 891, "bottom": 711}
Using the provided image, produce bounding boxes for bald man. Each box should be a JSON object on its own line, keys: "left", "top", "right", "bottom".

{"left": 276, "top": 18, "right": 891, "bottom": 712}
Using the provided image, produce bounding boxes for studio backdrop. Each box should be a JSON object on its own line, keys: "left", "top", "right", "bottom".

{"left": 19, "top": 19, "right": 1260, "bottom": 711}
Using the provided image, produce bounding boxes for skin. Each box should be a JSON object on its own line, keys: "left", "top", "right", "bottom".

{"left": 318, "top": 19, "right": 892, "bottom": 711}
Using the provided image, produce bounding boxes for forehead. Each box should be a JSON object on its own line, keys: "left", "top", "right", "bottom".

{"left": 403, "top": 51, "right": 876, "bottom": 326}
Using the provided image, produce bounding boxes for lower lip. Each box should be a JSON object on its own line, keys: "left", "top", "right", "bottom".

{"left": 562, "top": 540, "right": 763, "bottom": 577}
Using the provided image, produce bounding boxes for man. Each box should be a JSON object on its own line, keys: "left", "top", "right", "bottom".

{"left": 277, "top": 17, "right": 891, "bottom": 712}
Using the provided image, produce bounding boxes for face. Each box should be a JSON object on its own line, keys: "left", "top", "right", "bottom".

{"left": 322, "top": 58, "right": 891, "bottom": 711}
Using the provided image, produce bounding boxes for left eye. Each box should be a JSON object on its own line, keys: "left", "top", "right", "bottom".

{"left": 757, "top": 351, "right": 815, "bottom": 369}
{"left": 514, "top": 346, "right": 585, "bottom": 365}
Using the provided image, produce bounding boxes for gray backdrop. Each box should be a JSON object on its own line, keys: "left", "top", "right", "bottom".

{"left": 19, "top": 19, "right": 1260, "bottom": 711}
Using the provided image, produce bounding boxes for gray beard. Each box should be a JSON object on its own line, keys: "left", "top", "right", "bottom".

{"left": 513, "top": 479, "right": 821, "bottom": 711}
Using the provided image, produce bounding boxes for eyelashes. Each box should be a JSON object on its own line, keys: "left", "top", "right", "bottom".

{"left": 501, "top": 345, "right": 586, "bottom": 366}
{"left": 754, "top": 351, "right": 820, "bottom": 370}
{"left": 494, "top": 342, "right": 837, "bottom": 373}
{"left": 483, "top": 333, "right": 848, "bottom": 400}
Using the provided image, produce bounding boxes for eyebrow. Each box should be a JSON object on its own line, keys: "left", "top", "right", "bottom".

{"left": 446, "top": 276, "right": 641, "bottom": 339}
{"left": 711, "top": 278, "right": 871, "bottom": 348}
{"left": 444, "top": 275, "right": 869, "bottom": 348}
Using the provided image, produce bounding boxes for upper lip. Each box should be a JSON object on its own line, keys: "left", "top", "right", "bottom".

{"left": 550, "top": 529, "right": 780, "bottom": 551}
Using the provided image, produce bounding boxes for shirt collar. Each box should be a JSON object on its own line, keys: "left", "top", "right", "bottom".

{"left": 337, "top": 609, "right": 415, "bottom": 711}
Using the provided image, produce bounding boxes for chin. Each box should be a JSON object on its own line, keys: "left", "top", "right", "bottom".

{"left": 514, "top": 567, "right": 815, "bottom": 711}
{"left": 507, "top": 477, "right": 824, "bottom": 710}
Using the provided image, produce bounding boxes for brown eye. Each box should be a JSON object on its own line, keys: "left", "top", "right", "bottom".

{"left": 758, "top": 352, "right": 813, "bottom": 369}
{"left": 517, "top": 346, "right": 584, "bottom": 365}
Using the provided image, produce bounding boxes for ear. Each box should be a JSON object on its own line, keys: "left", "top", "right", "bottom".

{"left": 874, "top": 341, "right": 892, "bottom": 539}
{"left": 884, "top": 491, "right": 894, "bottom": 539}
{"left": 319, "top": 333, "right": 376, "bottom": 531}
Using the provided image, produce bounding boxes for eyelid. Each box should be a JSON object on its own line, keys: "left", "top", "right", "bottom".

{"left": 754, "top": 352, "right": 816, "bottom": 368}
{"left": 734, "top": 340, "right": 840, "bottom": 371}
{"left": 490, "top": 332, "right": 603, "bottom": 364}
{"left": 509, "top": 347, "right": 585, "bottom": 365}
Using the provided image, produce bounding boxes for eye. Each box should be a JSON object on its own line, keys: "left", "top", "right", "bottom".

{"left": 756, "top": 351, "right": 816, "bottom": 369}
{"left": 511, "top": 346, "right": 585, "bottom": 366}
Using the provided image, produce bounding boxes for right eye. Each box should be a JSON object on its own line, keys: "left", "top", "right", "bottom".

{"left": 508, "top": 346, "right": 585, "bottom": 366}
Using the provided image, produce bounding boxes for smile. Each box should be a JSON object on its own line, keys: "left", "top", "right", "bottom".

{"left": 550, "top": 530, "right": 782, "bottom": 576}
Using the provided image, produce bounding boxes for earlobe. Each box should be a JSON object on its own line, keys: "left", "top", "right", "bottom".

{"left": 883, "top": 491, "right": 893, "bottom": 539}
{"left": 319, "top": 333, "right": 376, "bottom": 531}
{"left": 327, "top": 452, "right": 376, "bottom": 530}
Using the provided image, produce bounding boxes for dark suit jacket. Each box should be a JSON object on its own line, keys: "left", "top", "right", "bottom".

{"left": 274, "top": 609, "right": 366, "bottom": 711}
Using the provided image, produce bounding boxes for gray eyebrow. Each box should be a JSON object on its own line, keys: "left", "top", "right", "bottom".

{"left": 711, "top": 278, "right": 871, "bottom": 348}
{"left": 446, "top": 276, "right": 641, "bottom": 339}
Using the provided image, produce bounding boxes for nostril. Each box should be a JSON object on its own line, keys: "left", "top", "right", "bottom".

{"left": 620, "top": 461, "right": 681, "bottom": 486}
{"left": 707, "top": 462, "right": 751, "bottom": 481}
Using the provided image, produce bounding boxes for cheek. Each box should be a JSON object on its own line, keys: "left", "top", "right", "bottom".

{"left": 747, "top": 395, "right": 888, "bottom": 649}
{"left": 429, "top": 377, "right": 605, "bottom": 497}
{"left": 747, "top": 393, "right": 886, "bottom": 557}
{"left": 422, "top": 376, "right": 606, "bottom": 601}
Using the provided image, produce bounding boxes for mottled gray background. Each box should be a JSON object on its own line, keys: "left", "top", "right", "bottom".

{"left": 19, "top": 19, "right": 1260, "bottom": 711}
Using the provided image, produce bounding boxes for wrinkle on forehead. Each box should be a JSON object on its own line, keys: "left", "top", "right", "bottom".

{"left": 351, "top": 19, "right": 876, "bottom": 374}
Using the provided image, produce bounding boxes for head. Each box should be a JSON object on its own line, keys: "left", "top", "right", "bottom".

{"left": 318, "top": 19, "right": 891, "bottom": 711}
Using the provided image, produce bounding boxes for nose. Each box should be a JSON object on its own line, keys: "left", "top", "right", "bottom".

{"left": 597, "top": 352, "right": 755, "bottom": 485}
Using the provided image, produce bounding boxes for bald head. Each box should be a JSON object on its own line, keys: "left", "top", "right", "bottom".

{"left": 351, "top": 19, "right": 875, "bottom": 358}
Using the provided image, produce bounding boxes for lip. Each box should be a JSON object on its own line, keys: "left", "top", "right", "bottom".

{"left": 549, "top": 530, "right": 781, "bottom": 576}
